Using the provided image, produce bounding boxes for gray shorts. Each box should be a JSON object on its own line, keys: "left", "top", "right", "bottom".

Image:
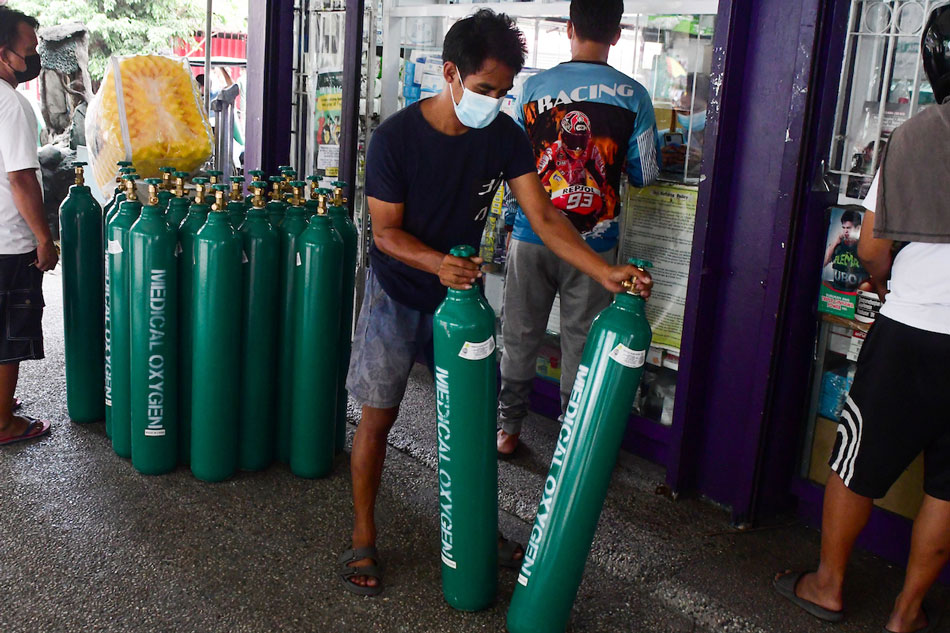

{"left": 345, "top": 270, "right": 434, "bottom": 409}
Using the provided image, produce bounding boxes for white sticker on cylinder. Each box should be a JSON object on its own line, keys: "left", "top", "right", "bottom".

{"left": 608, "top": 343, "right": 645, "bottom": 368}
{"left": 458, "top": 337, "right": 495, "bottom": 361}
{"left": 296, "top": 252, "right": 302, "bottom": 267}
{"left": 107, "top": 240, "right": 122, "bottom": 254}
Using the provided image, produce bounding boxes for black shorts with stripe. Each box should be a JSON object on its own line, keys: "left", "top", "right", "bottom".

{"left": 0, "top": 250, "right": 44, "bottom": 365}
{"left": 829, "top": 315, "right": 950, "bottom": 501}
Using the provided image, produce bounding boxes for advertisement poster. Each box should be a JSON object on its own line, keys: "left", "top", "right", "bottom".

{"left": 818, "top": 206, "right": 878, "bottom": 321}
{"left": 620, "top": 183, "right": 697, "bottom": 351}
{"left": 315, "top": 11, "right": 344, "bottom": 177}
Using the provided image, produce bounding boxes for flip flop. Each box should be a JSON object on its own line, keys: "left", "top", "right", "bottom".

{"left": 499, "top": 532, "right": 525, "bottom": 570}
{"left": 773, "top": 571, "right": 844, "bottom": 623}
{"left": 338, "top": 546, "right": 383, "bottom": 596}
{"left": 882, "top": 604, "right": 939, "bottom": 633}
{"left": 0, "top": 417, "right": 50, "bottom": 446}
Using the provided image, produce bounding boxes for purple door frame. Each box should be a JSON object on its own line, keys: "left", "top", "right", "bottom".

{"left": 244, "top": 0, "right": 294, "bottom": 175}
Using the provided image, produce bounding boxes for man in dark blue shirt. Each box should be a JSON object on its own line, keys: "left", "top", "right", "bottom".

{"left": 340, "top": 9, "right": 652, "bottom": 596}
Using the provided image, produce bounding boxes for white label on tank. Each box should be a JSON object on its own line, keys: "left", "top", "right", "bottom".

{"left": 242, "top": 250, "right": 249, "bottom": 264}
{"left": 608, "top": 344, "right": 645, "bottom": 368}
{"left": 144, "top": 429, "right": 166, "bottom": 437}
{"left": 296, "top": 252, "right": 302, "bottom": 267}
{"left": 458, "top": 337, "right": 495, "bottom": 361}
{"left": 107, "top": 240, "right": 122, "bottom": 254}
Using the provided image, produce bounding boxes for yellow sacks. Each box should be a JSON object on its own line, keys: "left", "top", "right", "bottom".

{"left": 86, "top": 55, "right": 213, "bottom": 192}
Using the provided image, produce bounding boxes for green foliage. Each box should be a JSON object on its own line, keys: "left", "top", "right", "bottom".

{"left": 12, "top": 0, "right": 206, "bottom": 80}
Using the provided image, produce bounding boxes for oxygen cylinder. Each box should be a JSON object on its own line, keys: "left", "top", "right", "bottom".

{"left": 275, "top": 182, "right": 309, "bottom": 463}
{"left": 506, "top": 259, "right": 654, "bottom": 633}
{"left": 431, "top": 244, "right": 498, "bottom": 611}
{"left": 238, "top": 182, "right": 279, "bottom": 471}
{"left": 290, "top": 191, "right": 343, "bottom": 479}
{"left": 328, "top": 180, "right": 358, "bottom": 453}
{"left": 107, "top": 175, "right": 143, "bottom": 458}
{"left": 105, "top": 167, "right": 137, "bottom": 243}
{"left": 304, "top": 176, "right": 322, "bottom": 217}
{"left": 245, "top": 170, "right": 267, "bottom": 206}
{"left": 227, "top": 177, "right": 248, "bottom": 229}
{"left": 165, "top": 172, "right": 191, "bottom": 230}
{"left": 176, "top": 177, "right": 211, "bottom": 464}
{"left": 103, "top": 162, "right": 134, "bottom": 225}
{"left": 266, "top": 176, "right": 287, "bottom": 227}
{"left": 190, "top": 185, "right": 243, "bottom": 482}
{"left": 157, "top": 167, "right": 176, "bottom": 212}
{"left": 129, "top": 179, "right": 179, "bottom": 475}
{"left": 60, "top": 162, "right": 105, "bottom": 423}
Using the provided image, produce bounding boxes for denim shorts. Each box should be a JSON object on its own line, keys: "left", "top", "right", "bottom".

{"left": 0, "top": 250, "right": 44, "bottom": 364}
{"left": 345, "top": 270, "right": 434, "bottom": 409}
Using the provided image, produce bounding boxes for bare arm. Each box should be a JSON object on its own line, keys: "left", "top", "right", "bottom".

{"left": 368, "top": 196, "right": 482, "bottom": 290}
{"left": 9, "top": 170, "right": 57, "bottom": 271}
{"left": 857, "top": 210, "right": 892, "bottom": 301}
{"left": 506, "top": 172, "right": 652, "bottom": 297}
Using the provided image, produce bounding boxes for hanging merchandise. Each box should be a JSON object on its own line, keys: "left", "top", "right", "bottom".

{"left": 290, "top": 190, "right": 343, "bottom": 479}
{"left": 85, "top": 55, "right": 212, "bottom": 192}
{"left": 328, "top": 181, "right": 358, "bottom": 454}
{"left": 60, "top": 162, "right": 105, "bottom": 423}
{"left": 191, "top": 185, "right": 243, "bottom": 482}
{"left": 129, "top": 179, "right": 179, "bottom": 475}
{"left": 245, "top": 170, "right": 267, "bottom": 206}
{"left": 157, "top": 167, "right": 177, "bottom": 212}
{"left": 104, "top": 163, "right": 135, "bottom": 438}
{"left": 276, "top": 182, "right": 310, "bottom": 464}
{"left": 267, "top": 176, "right": 288, "bottom": 226}
{"left": 165, "top": 172, "right": 191, "bottom": 230}
{"left": 107, "top": 175, "right": 143, "bottom": 459}
{"left": 177, "top": 176, "right": 211, "bottom": 465}
{"left": 238, "top": 182, "right": 280, "bottom": 471}
{"left": 432, "top": 245, "right": 498, "bottom": 611}
{"left": 506, "top": 259, "right": 654, "bottom": 633}
{"left": 227, "top": 177, "right": 249, "bottom": 229}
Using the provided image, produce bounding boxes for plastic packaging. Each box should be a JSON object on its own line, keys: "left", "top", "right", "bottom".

{"left": 86, "top": 55, "right": 213, "bottom": 193}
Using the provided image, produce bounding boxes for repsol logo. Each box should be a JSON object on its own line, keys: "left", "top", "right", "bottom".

{"left": 537, "top": 84, "right": 636, "bottom": 114}
{"left": 145, "top": 270, "right": 167, "bottom": 437}
{"left": 435, "top": 366, "right": 455, "bottom": 569}
{"left": 518, "top": 364, "right": 589, "bottom": 587}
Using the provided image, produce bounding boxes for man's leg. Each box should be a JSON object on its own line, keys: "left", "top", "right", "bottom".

{"left": 0, "top": 361, "right": 26, "bottom": 436}
{"left": 790, "top": 472, "right": 873, "bottom": 611}
{"left": 556, "top": 247, "right": 615, "bottom": 414}
{"left": 498, "top": 240, "right": 557, "bottom": 452}
{"left": 884, "top": 494, "right": 950, "bottom": 632}
{"left": 347, "top": 404, "right": 400, "bottom": 588}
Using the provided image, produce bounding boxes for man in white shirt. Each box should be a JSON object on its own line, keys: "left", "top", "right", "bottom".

{"left": 0, "top": 7, "right": 57, "bottom": 446}
{"left": 774, "top": 6, "right": 950, "bottom": 632}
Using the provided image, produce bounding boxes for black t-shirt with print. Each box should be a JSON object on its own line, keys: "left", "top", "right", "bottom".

{"left": 366, "top": 100, "right": 536, "bottom": 313}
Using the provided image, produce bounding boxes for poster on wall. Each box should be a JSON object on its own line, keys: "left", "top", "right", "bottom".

{"left": 315, "top": 11, "right": 345, "bottom": 177}
{"left": 620, "top": 183, "right": 697, "bottom": 352}
{"left": 817, "top": 206, "right": 880, "bottom": 323}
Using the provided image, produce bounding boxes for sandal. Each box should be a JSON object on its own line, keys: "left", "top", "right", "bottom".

{"left": 773, "top": 571, "right": 844, "bottom": 622}
{"left": 338, "top": 546, "right": 383, "bottom": 596}
{"left": 0, "top": 416, "right": 50, "bottom": 446}
{"left": 499, "top": 532, "right": 525, "bottom": 570}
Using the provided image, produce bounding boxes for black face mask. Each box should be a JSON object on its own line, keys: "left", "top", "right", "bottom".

{"left": 4, "top": 49, "right": 40, "bottom": 83}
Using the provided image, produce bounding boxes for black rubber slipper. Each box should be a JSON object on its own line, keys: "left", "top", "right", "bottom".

{"left": 338, "top": 546, "right": 383, "bottom": 597}
{"left": 773, "top": 571, "right": 844, "bottom": 622}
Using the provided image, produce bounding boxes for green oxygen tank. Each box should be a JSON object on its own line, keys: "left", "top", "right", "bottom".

{"left": 104, "top": 164, "right": 136, "bottom": 438}
{"left": 506, "top": 259, "right": 654, "bottom": 633}
{"left": 157, "top": 167, "right": 176, "bottom": 212}
{"left": 275, "top": 182, "right": 310, "bottom": 463}
{"left": 129, "top": 179, "right": 179, "bottom": 475}
{"left": 60, "top": 162, "right": 105, "bottom": 423}
{"left": 176, "top": 177, "right": 211, "bottom": 464}
{"left": 432, "top": 244, "right": 498, "bottom": 611}
{"left": 245, "top": 170, "right": 267, "bottom": 206}
{"left": 227, "top": 177, "right": 248, "bottom": 229}
{"left": 165, "top": 172, "right": 191, "bottom": 230}
{"left": 238, "top": 182, "right": 280, "bottom": 470}
{"left": 290, "top": 191, "right": 343, "bottom": 479}
{"left": 190, "top": 185, "right": 243, "bottom": 482}
{"left": 328, "top": 181, "right": 358, "bottom": 453}
{"left": 107, "top": 175, "right": 143, "bottom": 458}
{"left": 304, "top": 176, "right": 322, "bottom": 217}
{"left": 266, "top": 176, "right": 287, "bottom": 226}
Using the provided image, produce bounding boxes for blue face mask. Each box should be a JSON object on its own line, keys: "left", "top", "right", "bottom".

{"left": 450, "top": 74, "right": 504, "bottom": 129}
{"left": 676, "top": 111, "right": 707, "bottom": 133}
